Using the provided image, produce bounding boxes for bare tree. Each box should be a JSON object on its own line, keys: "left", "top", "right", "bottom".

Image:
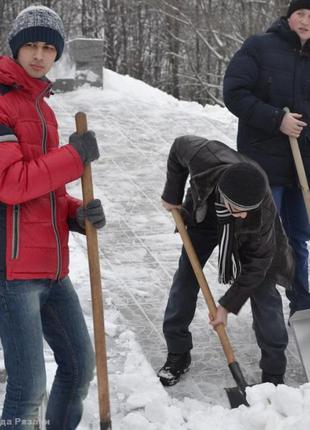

{"left": 0, "top": 0, "right": 286, "bottom": 106}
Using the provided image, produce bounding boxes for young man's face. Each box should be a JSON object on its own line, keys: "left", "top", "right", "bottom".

{"left": 224, "top": 200, "right": 248, "bottom": 219}
{"left": 288, "top": 9, "right": 310, "bottom": 45}
{"left": 17, "top": 42, "right": 57, "bottom": 78}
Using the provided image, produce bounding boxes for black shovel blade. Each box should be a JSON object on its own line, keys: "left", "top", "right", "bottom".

{"left": 225, "top": 361, "right": 249, "bottom": 408}
{"left": 225, "top": 386, "right": 249, "bottom": 408}
{"left": 100, "top": 420, "right": 112, "bottom": 430}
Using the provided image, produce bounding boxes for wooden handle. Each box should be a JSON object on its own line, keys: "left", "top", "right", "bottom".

{"left": 171, "top": 208, "right": 235, "bottom": 364}
{"left": 288, "top": 135, "right": 310, "bottom": 223}
{"left": 75, "top": 112, "right": 111, "bottom": 429}
{"left": 284, "top": 108, "right": 310, "bottom": 223}
{"left": 75, "top": 112, "right": 94, "bottom": 205}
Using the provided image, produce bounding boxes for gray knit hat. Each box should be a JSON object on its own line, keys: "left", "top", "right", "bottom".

{"left": 8, "top": 5, "right": 65, "bottom": 61}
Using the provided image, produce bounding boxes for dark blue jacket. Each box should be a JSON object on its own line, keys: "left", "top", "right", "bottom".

{"left": 223, "top": 17, "right": 310, "bottom": 186}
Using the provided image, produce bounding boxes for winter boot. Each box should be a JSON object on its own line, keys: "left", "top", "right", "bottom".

{"left": 262, "top": 371, "right": 284, "bottom": 385}
{"left": 157, "top": 351, "right": 191, "bottom": 386}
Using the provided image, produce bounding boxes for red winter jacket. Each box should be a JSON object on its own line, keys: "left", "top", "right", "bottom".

{"left": 0, "top": 56, "right": 84, "bottom": 280}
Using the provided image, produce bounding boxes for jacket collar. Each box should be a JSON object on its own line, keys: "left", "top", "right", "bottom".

{"left": 190, "top": 165, "right": 229, "bottom": 222}
{"left": 234, "top": 207, "right": 263, "bottom": 233}
{"left": 267, "top": 17, "right": 310, "bottom": 55}
{"left": 0, "top": 56, "right": 52, "bottom": 99}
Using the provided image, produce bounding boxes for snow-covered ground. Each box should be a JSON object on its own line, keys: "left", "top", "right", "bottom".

{"left": 1, "top": 69, "right": 310, "bottom": 429}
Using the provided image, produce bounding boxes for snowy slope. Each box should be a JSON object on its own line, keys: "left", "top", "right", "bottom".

{"left": 1, "top": 69, "right": 310, "bottom": 429}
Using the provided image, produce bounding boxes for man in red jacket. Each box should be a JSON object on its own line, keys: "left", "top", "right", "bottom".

{"left": 0, "top": 5, "right": 105, "bottom": 429}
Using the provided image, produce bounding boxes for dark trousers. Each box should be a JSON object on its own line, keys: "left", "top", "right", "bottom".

{"left": 272, "top": 186, "right": 310, "bottom": 315}
{"left": 163, "top": 223, "right": 288, "bottom": 375}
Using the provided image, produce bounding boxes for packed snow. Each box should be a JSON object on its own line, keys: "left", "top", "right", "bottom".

{"left": 69, "top": 222, "right": 310, "bottom": 430}
{"left": 1, "top": 68, "right": 309, "bottom": 429}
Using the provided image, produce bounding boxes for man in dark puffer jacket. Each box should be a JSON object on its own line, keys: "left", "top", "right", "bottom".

{"left": 224, "top": 0, "right": 310, "bottom": 317}
{"left": 157, "top": 136, "right": 294, "bottom": 387}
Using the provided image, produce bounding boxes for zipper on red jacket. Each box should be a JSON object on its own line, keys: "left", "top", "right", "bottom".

{"left": 11, "top": 204, "right": 20, "bottom": 259}
{"left": 35, "top": 85, "right": 62, "bottom": 279}
{"left": 50, "top": 192, "right": 62, "bottom": 278}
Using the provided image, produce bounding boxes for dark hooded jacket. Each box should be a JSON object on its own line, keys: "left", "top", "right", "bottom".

{"left": 162, "top": 135, "right": 294, "bottom": 314}
{"left": 223, "top": 17, "right": 310, "bottom": 186}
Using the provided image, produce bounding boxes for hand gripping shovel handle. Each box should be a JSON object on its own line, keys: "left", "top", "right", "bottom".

{"left": 284, "top": 107, "right": 310, "bottom": 223}
{"left": 75, "top": 112, "right": 112, "bottom": 430}
{"left": 171, "top": 208, "right": 248, "bottom": 395}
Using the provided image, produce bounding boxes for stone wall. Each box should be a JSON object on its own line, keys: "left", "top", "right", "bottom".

{"left": 52, "top": 38, "right": 104, "bottom": 92}
{"left": 69, "top": 38, "right": 104, "bottom": 89}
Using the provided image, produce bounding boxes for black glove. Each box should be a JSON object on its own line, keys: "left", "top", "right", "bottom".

{"left": 69, "top": 131, "right": 99, "bottom": 163}
{"left": 76, "top": 199, "right": 106, "bottom": 229}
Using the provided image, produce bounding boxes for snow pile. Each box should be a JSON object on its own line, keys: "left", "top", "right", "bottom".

{"left": 108, "top": 321, "right": 310, "bottom": 430}
{"left": 92, "top": 309, "right": 310, "bottom": 430}
{"left": 103, "top": 69, "right": 179, "bottom": 106}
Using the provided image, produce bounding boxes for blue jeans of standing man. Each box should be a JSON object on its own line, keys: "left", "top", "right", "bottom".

{"left": 271, "top": 186, "right": 310, "bottom": 315}
{"left": 0, "top": 277, "right": 95, "bottom": 430}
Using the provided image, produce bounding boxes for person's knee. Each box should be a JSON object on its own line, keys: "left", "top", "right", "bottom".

{"left": 85, "top": 346, "right": 96, "bottom": 384}
{"left": 76, "top": 343, "right": 96, "bottom": 389}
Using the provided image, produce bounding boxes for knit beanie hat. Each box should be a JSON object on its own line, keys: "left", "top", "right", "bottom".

{"left": 8, "top": 5, "right": 65, "bottom": 61}
{"left": 287, "top": 0, "right": 310, "bottom": 17}
{"left": 218, "top": 163, "right": 267, "bottom": 211}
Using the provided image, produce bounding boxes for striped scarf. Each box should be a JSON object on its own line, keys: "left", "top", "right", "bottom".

{"left": 215, "top": 201, "right": 241, "bottom": 284}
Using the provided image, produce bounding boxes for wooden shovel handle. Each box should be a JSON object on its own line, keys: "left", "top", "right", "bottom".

{"left": 75, "top": 112, "right": 111, "bottom": 430}
{"left": 284, "top": 107, "right": 310, "bottom": 223}
{"left": 288, "top": 135, "right": 310, "bottom": 223}
{"left": 171, "top": 208, "right": 235, "bottom": 364}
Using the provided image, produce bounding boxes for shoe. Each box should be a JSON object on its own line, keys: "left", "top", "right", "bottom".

{"left": 157, "top": 351, "right": 191, "bottom": 386}
{"left": 262, "top": 372, "right": 284, "bottom": 385}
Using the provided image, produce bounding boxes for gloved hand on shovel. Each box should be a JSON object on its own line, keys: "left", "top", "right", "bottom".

{"left": 76, "top": 199, "right": 106, "bottom": 229}
{"left": 69, "top": 130, "right": 100, "bottom": 163}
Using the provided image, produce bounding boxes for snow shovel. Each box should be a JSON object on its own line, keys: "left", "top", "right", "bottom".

{"left": 171, "top": 208, "right": 249, "bottom": 408}
{"left": 75, "top": 112, "right": 112, "bottom": 430}
{"left": 284, "top": 107, "right": 310, "bottom": 223}
{"left": 289, "top": 309, "right": 310, "bottom": 381}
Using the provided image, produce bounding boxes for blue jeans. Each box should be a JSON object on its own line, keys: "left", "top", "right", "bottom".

{"left": 271, "top": 186, "right": 310, "bottom": 314}
{"left": 163, "top": 224, "right": 288, "bottom": 375}
{"left": 0, "top": 277, "right": 95, "bottom": 430}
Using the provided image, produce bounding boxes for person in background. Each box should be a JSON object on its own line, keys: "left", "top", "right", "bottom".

{"left": 0, "top": 5, "right": 105, "bottom": 429}
{"left": 223, "top": 0, "right": 310, "bottom": 317}
{"left": 157, "top": 136, "right": 294, "bottom": 387}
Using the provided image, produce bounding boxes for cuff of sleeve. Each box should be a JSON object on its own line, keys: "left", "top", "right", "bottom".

{"left": 273, "top": 108, "right": 286, "bottom": 132}
{"left": 161, "top": 189, "right": 183, "bottom": 205}
{"left": 68, "top": 217, "right": 86, "bottom": 234}
{"left": 218, "top": 286, "right": 249, "bottom": 315}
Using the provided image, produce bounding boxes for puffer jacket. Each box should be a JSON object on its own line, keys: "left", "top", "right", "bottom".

{"left": 223, "top": 17, "right": 310, "bottom": 186}
{"left": 0, "top": 56, "right": 84, "bottom": 280}
{"left": 162, "top": 135, "right": 294, "bottom": 314}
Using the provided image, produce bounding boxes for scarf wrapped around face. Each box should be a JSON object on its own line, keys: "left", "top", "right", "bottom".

{"left": 215, "top": 199, "right": 241, "bottom": 284}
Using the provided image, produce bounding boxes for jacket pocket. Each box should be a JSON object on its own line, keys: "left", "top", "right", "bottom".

{"left": 12, "top": 204, "right": 20, "bottom": 259}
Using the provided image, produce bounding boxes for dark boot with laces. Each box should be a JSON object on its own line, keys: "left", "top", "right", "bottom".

{"left": 157, "top": 351, "right": 191, "bottom": 386}
{"left": 262, "top": 371, "right": 285, "bottom": 385}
